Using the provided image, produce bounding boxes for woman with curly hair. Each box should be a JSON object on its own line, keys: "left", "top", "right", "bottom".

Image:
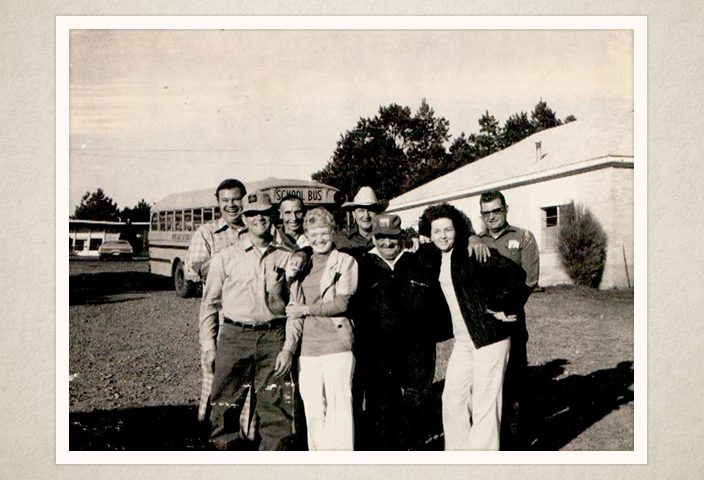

{"left": 418, "top": 203, "right": 527, "bottom": 451}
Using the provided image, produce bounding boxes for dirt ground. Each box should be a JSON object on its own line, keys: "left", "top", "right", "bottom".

{"left": 68, "top": 259, "right": 634, "bottom": 451}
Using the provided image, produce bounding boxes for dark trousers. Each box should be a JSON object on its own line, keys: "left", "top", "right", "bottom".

{"left": 364, "top": 372, "right": 403, "bottom": 450}
{"left": 363, "top": 368, "right": 432, "bottom": 451}
{"left": 209, "top": 323, "right": 295, "bottom": 451}
{"left": 501, "top": 327, "right": 528, "bottom": 451}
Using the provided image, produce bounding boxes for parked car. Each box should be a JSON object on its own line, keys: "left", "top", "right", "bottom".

{"left": 98, "top": 240, "right": 133, "bottom": 260}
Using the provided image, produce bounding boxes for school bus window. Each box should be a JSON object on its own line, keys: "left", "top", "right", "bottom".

{"left": 175, "top": 211, "right": 183, "bottom": 232}
{"left": 214, "top": 207, "right": 221, "bottom": 220}
{"left": 151, "top": 212, "right": 159, "bottom": 231}
{"left": 184, "top": 210, "right": 192, "bottom": 232}
{"left": 193, "top": 208, "right": 203, "bottom": 229}
{"left": 166, "top": 211, "right": 174, "bottom": 231}
{"left": 159, "top": 211, "right": 166, "bottom": 231}
{"left": 204, "top": 208, "right": 213, "bottom": 222}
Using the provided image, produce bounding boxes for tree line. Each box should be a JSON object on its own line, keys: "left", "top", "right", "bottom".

{"left": 73, "top": 189, "right": 151, "bottom": 223}
{"left": 313, "top": 99, "right": 575, "bottom": 201}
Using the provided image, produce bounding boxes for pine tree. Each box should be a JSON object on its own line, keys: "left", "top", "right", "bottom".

{"left": 74, "top": 189, "right": 120, "bottom": 221}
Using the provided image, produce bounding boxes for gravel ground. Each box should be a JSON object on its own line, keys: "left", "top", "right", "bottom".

{"left": 68, "top": 260, "right": 634, "bottom": 451}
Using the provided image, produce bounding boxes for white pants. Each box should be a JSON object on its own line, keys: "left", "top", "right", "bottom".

{"left": 298, "top": 351, "right": 355, "bottom": 450}
{"left": 442, "top": 337, "right": 511, "bottom": 451}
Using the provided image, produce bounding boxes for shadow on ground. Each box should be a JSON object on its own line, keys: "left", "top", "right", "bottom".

{"left": 70, "top": 272, "right": 172, "bottom": 306}
{"left": 68, "top": 361, "right": 633, "bottom": 451}
{"left": 523, "top": 360, "right": 634, "bottom": 450}
{"left": 70, "top": 405, "right": 208, "bottom": 450}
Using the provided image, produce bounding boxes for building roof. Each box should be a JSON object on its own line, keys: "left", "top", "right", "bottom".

{"left": 388, "top": 109, "right": 634, "bottom": 211}
{"left": 152, "top": 177, "right": 338, "bottom": 211}
{"left": 68, "top": 219, "right": 149, "bottom": 226}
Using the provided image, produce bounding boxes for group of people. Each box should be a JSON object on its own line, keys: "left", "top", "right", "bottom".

{"left": 186, "top": 179, "right": 539, "bottom": 451}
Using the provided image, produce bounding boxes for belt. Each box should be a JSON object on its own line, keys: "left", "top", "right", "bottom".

{"left": 223, "top": 317, "right": 286, "bottom": 331}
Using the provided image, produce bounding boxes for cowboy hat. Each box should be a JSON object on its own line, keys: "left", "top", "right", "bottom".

{"left": 342, "top": 186, "right": 389, "bottom": 211}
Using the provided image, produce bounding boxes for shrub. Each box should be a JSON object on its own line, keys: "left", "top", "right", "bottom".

{"left": 557, "top": 202, "right": 608, "bottom": 288}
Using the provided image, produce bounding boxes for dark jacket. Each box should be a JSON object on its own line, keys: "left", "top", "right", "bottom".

{"left": 353, "top": 251, "right": 450, "bottom": 388}
{"left": 416, "top": 241, "right": 528, "bottom": 349}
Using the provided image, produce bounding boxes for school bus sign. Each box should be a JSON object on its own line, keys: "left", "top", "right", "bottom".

{"left": 274, "top": 187, "right": 326, "bottom": 204}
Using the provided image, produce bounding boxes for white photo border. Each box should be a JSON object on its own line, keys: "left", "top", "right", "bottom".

{"left": 57, "top": 15, "right": 647, "bottom": 465}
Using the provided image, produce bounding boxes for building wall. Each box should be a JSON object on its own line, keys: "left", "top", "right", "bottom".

{"left": 391, "top": 165, "right": 634, "bottom": 289}
{"left": 69, "top": 229, "right": 121, "bottom": 257}
{"left": 69, "top": 222, "right": 150, "bottom": 257}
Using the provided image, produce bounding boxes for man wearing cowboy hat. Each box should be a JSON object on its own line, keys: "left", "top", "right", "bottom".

{"left": 200, "top": 191, "right": 300, "bottom": 450}
{"left": 334, "top": 186, "right": 390, "bottom": 257}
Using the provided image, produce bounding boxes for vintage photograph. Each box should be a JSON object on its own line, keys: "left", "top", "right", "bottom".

{"left": 61, "top": 17, "right": 643, "bottom": 462}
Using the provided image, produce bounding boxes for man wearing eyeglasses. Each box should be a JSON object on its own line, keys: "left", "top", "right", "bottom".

{"left": 478, "top": 190, "right": 539, "bottom": 451}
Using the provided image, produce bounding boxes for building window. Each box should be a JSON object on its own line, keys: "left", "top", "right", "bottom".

{"left": 193, "top": 208, "right": 203, "bottom": 229}
{"left": 544, "top": 206, "right": 559, "bottom": 227}
{"left": 89, "top": 239, "right": 102, "bottom": 251}
{"left": 541, "top": 204, "right": 571, "bottom": 251}
{"left": 74, "top": 239, "right": 85, "bottom": 251}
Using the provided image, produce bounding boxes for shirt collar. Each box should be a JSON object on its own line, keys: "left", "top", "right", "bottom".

{"left": 240, "top": 227, "right": 293, "bottom": 252}
{"left": 479, "top": 223, "right": 517, "bottom": 239}
{"left": 348, "top": 228, "right": 371, "bottom": 240}
{"left": 214, "top": 217, "right": 244, "bottom": 234}
{"left": 369, "top": 247, "right": 407, "bottom": 270}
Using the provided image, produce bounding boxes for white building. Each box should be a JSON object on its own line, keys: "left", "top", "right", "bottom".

{"left": 69, "top": 219, "right": 149, "bottom": 257}
{"left": 387, "top": 110, "right": 634, "bottom": 289}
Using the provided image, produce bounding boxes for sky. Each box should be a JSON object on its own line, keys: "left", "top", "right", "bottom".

{"left": 67, "top": 28, "right": 633, "bottom": 215}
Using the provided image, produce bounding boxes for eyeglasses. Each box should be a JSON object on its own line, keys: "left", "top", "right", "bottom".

{"left": 481, "top": 207, "right": 505, "bottom": 217}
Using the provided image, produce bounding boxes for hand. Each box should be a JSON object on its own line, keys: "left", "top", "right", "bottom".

{"left": 273, "top": 350, "right": 293, "bottom": 377}
{"left": 286, "top": 302, "right": 308, "bottom": 318}
{"left": 285, "top": 256, "right": 305, "bottom": 282}
{"left": 199, "top": 259, "right": 211, "bottom": 279}
{"left": 487, "top": 309, "right": 517, "bottom": 322}
{"left": 468, "top": 236, "right": 490, "bottom": 263}
{"left": 204, "top": 349, "right": 216, "bottom": 373}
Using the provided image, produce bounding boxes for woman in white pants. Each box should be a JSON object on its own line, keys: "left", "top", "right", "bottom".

{"left": 417, "top": 203, "right": 527, "bottom": 450}
{"left": 286, "top": 207, "right": 358, "bottom": 450}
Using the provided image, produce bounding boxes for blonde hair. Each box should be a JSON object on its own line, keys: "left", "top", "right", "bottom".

{"left": 303, "top": 207, "right": 337, "bottom": 234}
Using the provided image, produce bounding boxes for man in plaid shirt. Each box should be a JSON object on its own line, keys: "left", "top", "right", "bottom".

{"left": 477, "top": 190, "right": 539, "bottom": 450}
{"left": 186, "top": 178, "right": 247, "bottom": 423}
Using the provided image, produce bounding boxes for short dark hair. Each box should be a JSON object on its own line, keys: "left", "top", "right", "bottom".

{"left": 279, "top": 194, "right": 305, "bottom": 209}
{"left": 418, "top": 203, "right": 470, "bottom": 245}
{"left": 215, "top": 179, "right": 246, "bottom": 199}
{"left": 479, "top": 190, "right": 506, "bottom": 207}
